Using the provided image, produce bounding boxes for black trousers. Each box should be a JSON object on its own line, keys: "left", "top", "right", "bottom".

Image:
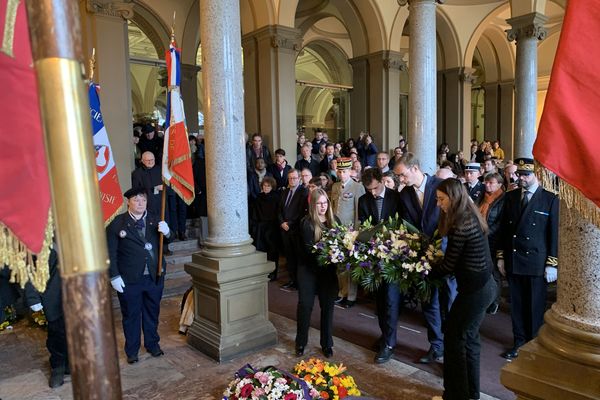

{"left": 47, "top": 316, "right": 68, "bottom": 370}
{"left": 281, "top": 229, "right": 301, "bottom": 284}
{"left": 295, "top": 264, "right": 338, "bottom": 349}
{"left": 375, "top": 282, "right": 402, "bottom": 348}
{"left": 507, "top": 274, "right": 547, "bottom": 347}
{"left": 443, "top": 278, "right": 495, "bottom": 400}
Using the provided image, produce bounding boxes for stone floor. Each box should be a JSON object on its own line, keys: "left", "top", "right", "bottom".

{"left": 0, "top": 296, "right": 502, "bottom": 400}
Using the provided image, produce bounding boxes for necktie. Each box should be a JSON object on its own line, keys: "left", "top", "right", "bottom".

{"left": 285, "top": 188, "right": 295, "bottom": 208}
{"left": 375, "top": 196, "right": 384, "bottom": 221}
{"left": 521, "top": 190, "right": 529, "bottom": 211}
{"left": 416, "top": 188, "right": 424, "bottom": 208}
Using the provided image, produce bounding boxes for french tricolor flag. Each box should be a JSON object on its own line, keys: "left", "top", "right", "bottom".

{"left": 89, "top": 83, "right": 124, "bottom": 224}
{"left": 162, "top": 40, "right": 195, "bottom": 205}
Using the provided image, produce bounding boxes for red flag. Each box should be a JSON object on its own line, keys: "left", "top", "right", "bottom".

{"left": 162, "top": 40, "right": 195, "bottom": 204}
{"left": 534, "top": 1, "right": 600, "bottom": 209}
{"left": 0, "top": 0, "right": 52, "bottom": 290}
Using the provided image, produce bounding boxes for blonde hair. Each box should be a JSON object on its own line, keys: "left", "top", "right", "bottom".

{"left": 308, "top": 188, "right": 335, "bottom": 241}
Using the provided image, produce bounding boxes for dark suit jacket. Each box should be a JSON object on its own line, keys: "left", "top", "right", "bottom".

{"left": 398, "top": 174, "right": 442, "bottom": 238}
{"left": 319, "top": 155, "right": 337, "bottom": 174}
{"left": 131, "top": 165, "right": 163, "bottom": 215}
{"left": 484, "top": 192, "right": 505, "bottom": 258}
{"left": 267, "top": 162, "right": 292, "bottom": 192}
{"left": 294, "top": 158, "right": 320, "bottom": 177}
{"left": 278, "top": 186, "right": 308, "bottom": 231}
{"left": 106, "top": 212, "right": 170, "bottom": 283}
{"left": 358, "top": 187, "right": 402, "bottom": 224}
{"left": 499, "top": 187, "right": 558, "bottom": 276}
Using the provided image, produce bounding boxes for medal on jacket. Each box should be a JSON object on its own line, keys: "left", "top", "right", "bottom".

{"left": 119, "top": 230, "right": 127, "bottom": 238}
{"left": 144, "top": 243, "right": 153, "bottom": 251}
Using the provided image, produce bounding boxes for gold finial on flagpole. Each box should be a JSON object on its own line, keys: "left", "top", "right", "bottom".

{"left": 88, "top": 48, "right": 96, "bottom": 81}
{"left": 171, "top": 11, "right": 176, "bottom": 42}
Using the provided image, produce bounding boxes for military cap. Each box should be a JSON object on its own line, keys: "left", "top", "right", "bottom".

{"left": 464, "top": 162, "right": 481, "bottom": 171}
{"left": 336, "top": 157, "right": 352, "bottom": 170}
{"left": 123, "top": 187, "right": 147, "bottom": 199}
{"left": 515, "top": 157, "right": 535, "bottom": 174}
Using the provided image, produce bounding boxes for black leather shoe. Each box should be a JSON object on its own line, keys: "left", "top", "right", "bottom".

{"left": 282, "top": 281, "right": 297, "bottom": 290}
{"left": 322, "top": 347, "right": 333, "bottom": 358}
{"left": 295, "top": 345, "right": 304, "bottom": 357}
{"left": 268, "top": 272, "right": 277, "bottom": 281}
{"left": 150, "top": 347, "right": 164, "bottom": 357}
{"left": 49, "top": 367, "right": 65, "bottom": 388}
{"left": 418, "top": 348, "right": 443, "bottom": 363}
{"left": 342, "top": 300, "right": 355, "bottom": 308}
{"left": 502, "top": 348, "right": 519, "bottom": 360}
{"left": 334, "top": 296, "right": 344, "bottom": 304}
{"left": 374, "top": 346, "right": 394, "bottom": 364}
{"left": 127, "top": 355, "right": 139, "bottom": 364}
{"left": 486, "top": 303, "right": 499, "bottom": 315}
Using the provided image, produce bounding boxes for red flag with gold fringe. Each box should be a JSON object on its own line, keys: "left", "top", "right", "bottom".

{"left": 533, "top": 1, "right": 600, "bottom": 225}
{"left": 0, "top": 0, "right": 52, "bottom": 291}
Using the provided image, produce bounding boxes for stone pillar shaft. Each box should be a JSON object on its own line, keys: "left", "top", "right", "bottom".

{"left": 406, "top": 0, "right": 438, "bottom": 174}
{"left": 507, "top": 12, "right": 547, "bottom": 159}
{"left": 442, "top": 67, "right": 475, "bottom": 154}
{"left": 181, "top": 63, "right": 200, "bottom": 134}
{"left": 200, "top": 0, "right": 251, "bottom": 252}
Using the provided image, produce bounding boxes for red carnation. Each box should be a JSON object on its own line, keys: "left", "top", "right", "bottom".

{"left": 284, "top": 394, "right": 298, "bottom": 400}
{"left": 338, "top": 386, "right": 348, "bottom": 398}
{"left": 240, "top": 383, "right": 254, "bottom": 398}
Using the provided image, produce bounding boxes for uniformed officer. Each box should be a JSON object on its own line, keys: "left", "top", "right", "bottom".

{"left": 464, "top": 162, "right": 485, "bottom": 204}
{"left": 330, "top": 157, "right": 365, "bottom": 308}
{"left": 107, "top": 187, "right": 171, "bottom": 364}
{"left": 496, "top": 158, "right": 558, "bottom": 360}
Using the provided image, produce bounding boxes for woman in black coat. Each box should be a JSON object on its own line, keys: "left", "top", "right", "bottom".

{"left": 295, "top": 188, "right": 339, "bottom": 358}
{"left": 250, "top": 176, "right": 281, "bottom": 280}
{"left": 433, "top": 178, "right": 495, "bottom": 400}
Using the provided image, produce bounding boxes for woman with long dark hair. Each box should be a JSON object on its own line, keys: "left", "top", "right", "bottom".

{"left": 432, "top": 178, "right": 495, "bottom": 400}
{"left": 295, "top": 188, "right": 339, "bottom": 358}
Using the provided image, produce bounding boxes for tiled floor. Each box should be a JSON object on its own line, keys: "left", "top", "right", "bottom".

{"left": 0, "top": 296, "right": 501, "bottom": 400}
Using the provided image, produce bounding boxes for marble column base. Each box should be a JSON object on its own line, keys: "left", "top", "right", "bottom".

{"left": 501, "top": 338, "right": 600, "bottom": 399}
{"left": 184, "top": 250, "right": 277, "bottom": 362}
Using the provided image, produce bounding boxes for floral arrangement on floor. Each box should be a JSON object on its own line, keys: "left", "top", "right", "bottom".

{"left": 293, "top": 357, "right": 361, "bottom": 400}
{"left": 313, "top": 216, "right": 444, "bottom": 302}
{"left": 222, "top": 364, "right": 319, "bottom": 400}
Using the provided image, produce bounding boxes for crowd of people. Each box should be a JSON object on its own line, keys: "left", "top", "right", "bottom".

{"left": 246, "top": 128, "right": 558, "bottom": 400}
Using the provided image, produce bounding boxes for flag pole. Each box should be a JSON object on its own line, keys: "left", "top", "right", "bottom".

{"left": 24, "top": 1, "right": 122, "bottom": 399}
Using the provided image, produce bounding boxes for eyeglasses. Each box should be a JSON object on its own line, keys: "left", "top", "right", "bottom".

{"left": 315, "top": 202, "right": 328, "bottom": 206}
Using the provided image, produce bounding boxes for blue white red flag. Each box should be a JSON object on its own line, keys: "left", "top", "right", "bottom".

{"left": 162, "top": 40, "right": 195, "bottom": 204}
{"left": 89, "top": 83, "right": 124, "bottom": 224}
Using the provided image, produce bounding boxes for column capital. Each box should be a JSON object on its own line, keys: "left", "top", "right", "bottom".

{"left": 181, "top": 63, "right": 201, "bottom": 76}
{"left": 397, "top": 0, "right": 445, "bottom": 6}
{"left": 506, "top": 12, "right": 548, "bottom": 42}
{"left": 245, "top": 25, "right": 303, "bottom": 52}
{"left": 460, "top": 67, "right": 477, "bottom": 84}
{"left": 351, "top": 51, "right": 407, "bottom": 71}
{"left": 85, "top": 0, "right": 134, "bottom": 20}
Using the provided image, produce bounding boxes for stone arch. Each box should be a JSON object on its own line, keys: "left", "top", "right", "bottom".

{"left": 388, "top": 6, "right": 410, "bottom": 53}
{"left": 130, "top": 73, "right": 143, "bottom": 115}
{"left": 181, "top": 0, "right": 200, "bottom": 65}
{"left": 297, "top": 39, "right": 352, "bottom": 85}
{"left": 131, "top": 0, "right": 171, "bottom": 59}
{"left": 436, "top": 7, "right": 461, "bottom": 69}
{"left": 464, "top": 2, "right": 511, "bottom": 70}
{"left": 241, "top": 0, "right": 277, "bottom": 34}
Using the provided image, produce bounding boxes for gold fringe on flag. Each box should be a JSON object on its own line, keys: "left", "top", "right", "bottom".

{"left": 0, "top": 210, "right": 53, "bottom": 293}
{"left": 535, "top": 160, "right": 600, "bottom": 228}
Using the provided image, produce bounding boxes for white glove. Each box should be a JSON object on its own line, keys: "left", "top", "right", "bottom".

{"left": 497, "top": 259, "right": 506, "bottom": 277}
{"left": 545, "top": 266, "right": 558, "bottom": 283}
{"left": 30, "top": 303, "right": 43, "bottom": 312}
{"left": 111, "top": 276, "right": 125, "bottom": 293}
{"left": 158, "top": 221, "right": 170, "bottom": 236}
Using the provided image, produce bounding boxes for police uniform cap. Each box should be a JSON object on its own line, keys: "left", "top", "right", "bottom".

{"left": 464, "top": 162, "right": 481, "bottom": 171}
{"left": 336, "top": 157, "right": 352, "bottom": 170}
{"left": 515, "top": 157, "right": 535, "bottom": 174}
{"left": 123, "top": 187, "right": 147, "bottom": 199}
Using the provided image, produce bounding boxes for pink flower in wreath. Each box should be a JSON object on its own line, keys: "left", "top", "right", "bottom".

{"left": 283, "top": 393, "right": 298, "bottom": 400}
{"left": 255, "top": 371, "right": 270, "bottom": 385}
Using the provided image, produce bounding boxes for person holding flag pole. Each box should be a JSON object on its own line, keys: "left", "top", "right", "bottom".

{"left": 158, "top": 20, "right": 196, "bottom": 279}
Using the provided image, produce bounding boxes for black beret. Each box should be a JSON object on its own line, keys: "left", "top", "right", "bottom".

{"left": 123, "top": 187, "right": 147, "bottom": 199}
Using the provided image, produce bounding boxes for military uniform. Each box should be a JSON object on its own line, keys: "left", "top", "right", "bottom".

{"left": 106, "top": 191, "right": 171, "bottom": 361}
{"left": 497, "top": 159, "right": 558, "bottom": 353}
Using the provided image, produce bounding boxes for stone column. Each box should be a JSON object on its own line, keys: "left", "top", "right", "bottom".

{"left": 242, "top": 25, "right": 301, "bottom": 158}
{"left": 185, "top": 0, "right": 277, "bottom": 362}
{"left": 349, "top": 57, "right": 369, "bottom": 136}
{"left": 85, "top": 0, "right": 135, "bottom": 194}
{"left": 442, "top": 67, "right": 476, "bottom": 155}
{"left": 367, "top": 51, "right": 405, "bottom": 152}
{"left": 502, "top": 205, "right": 600, "bottom": 399}
{"left": 482, "top": 82, "right": 499, "bottom": 140}
{"left": 498, "top": 80, "right": 514, "bottom": 160}
{"left": 506, "top": 12, "right": 547, "bottom": 159}
{"left": 181, "top": 63, "right": 201, "bottom": 134}
{"left": 399, "top": 0, "right": 442, "bottom": 174}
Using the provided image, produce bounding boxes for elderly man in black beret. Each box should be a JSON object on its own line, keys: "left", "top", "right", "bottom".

{"left": 106, "top": 187, "right": 171, "bottom": 364}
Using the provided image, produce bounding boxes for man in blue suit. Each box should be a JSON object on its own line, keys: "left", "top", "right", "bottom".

{"left": 394, "top": 152, "right": 458, "bottom": 363}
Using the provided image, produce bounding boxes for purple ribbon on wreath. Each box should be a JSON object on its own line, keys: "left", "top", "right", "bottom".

{"left": 235, "top": 364, "right": 312, "bottom": 400}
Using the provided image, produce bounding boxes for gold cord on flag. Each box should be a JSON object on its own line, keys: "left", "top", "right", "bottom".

{"left": 0, "top": 210, "right": 53, "bottom": 292}
{"left": 536, "top": 161, "right": 600, "bottom": 228}
{"left": 88, "top": 48, "right": 96, "bottom": 82}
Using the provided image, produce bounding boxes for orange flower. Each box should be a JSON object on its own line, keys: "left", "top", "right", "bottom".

{"left": 338, "top": 386, "right": 348, "bottom": 398}
{"left": 320, "top": 391, "right": 330, "bottom": 399}
{"left": 332, "top": 377, "right": 340, "bottom": 386}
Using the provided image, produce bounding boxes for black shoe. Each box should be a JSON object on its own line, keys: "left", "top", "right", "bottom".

{"left": 418, "top": 348, "right": 443, "bottom": 363}
{"left": 342, "top": 300, "right": 355, "bottom": 309}
{"left": 322, "top": 347, "right": 333, "bottom": 358}
{"left": 502, "top": 348, "right": 519, "bottom": 360}
{"left": 49, "top": 367, "right": 65, "bottom": 388}
{"left": 374, "top": 346, "right": 394, "bottom": 364}
{"left": 295, "top": 345, "right": 305, "bottom": 357}
{"left": 127, "top": 354, "right": 139, "bottom": 364}
{"left": 334, "top": 296, "right": 344, "bottom": 304}
{"left": 281, "top": 281, "right": 297, "bottom": 290}
{"left": 268, "top": 272, "right": 277, "bottom": 282}
{"left": 178, "top": 232, "right": 187, "bottom": 241}
{"left": 150, "top": 347, "right": 164, "bottom": 357}
{"left": 486, "top": 303, "right": 499, "bottom": 315}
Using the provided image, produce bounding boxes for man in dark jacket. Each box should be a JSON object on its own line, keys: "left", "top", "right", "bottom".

{"left": 106, "top": 187, "right": 172, "bottom": 364}
{"left": 464, "top": 162, "right": 485, "bottom": 205}
{"left": 131, "top": 151, "right": 163, "bottom": 217}
{"left": 497, "top": 158, "right": 558, "bottom": 360}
